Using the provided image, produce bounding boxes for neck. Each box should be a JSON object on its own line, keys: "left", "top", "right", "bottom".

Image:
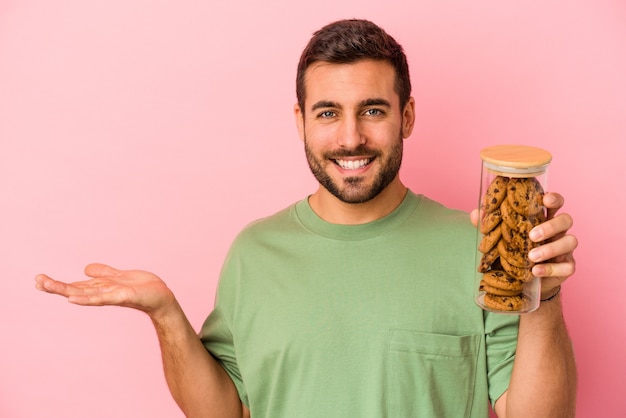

{"left": 308, "top": 178, "right": 408, "bottom": 225}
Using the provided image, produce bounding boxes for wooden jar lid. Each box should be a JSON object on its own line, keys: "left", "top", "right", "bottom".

{"left": 480, "top": 145, "right": 552, "bottom": 176}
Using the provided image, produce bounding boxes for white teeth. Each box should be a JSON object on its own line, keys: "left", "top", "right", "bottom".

{"left": 336, "top": 159, "right": 370, "bottom": 170}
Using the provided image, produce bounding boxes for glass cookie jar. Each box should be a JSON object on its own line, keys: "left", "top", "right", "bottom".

{"left": 475, "top": 145, "right": 552, "bottom": 314}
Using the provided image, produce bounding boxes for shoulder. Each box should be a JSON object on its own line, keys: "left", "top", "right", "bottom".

{"left": 411, "top": 194, "right": 473, "bottom": 229}
{"left": 228, "top": 200, "right": 304, "bottom": 251}
{"left": 240, "top": 202, "right": 299, "bottom": 234}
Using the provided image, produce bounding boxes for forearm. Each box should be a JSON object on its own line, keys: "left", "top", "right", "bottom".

{"left": 150, "top": 300, "right": 244, "bottom": 418}
{"left": 500, "top": 294, "right": 577, "bottom": 418}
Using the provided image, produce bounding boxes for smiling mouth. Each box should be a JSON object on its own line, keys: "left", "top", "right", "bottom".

{"left": 334, "top": 158, "right": 373, "bottom": 170}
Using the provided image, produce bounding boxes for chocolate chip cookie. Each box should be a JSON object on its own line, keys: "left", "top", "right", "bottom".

{"left": 501, "top": 221, "right": 540, "bottom": 253}
{"left": 481, "top": 176, "right": 509, "bottom": 213}
{"left": 497, "top": 238, "right": 534, "bottom": 269}
{"left": 482, "top": 270, "right": 524, "bottom": 292}
{"left": 478, "top": 223, "right": 502, "bottom": 253}
{"left": 500, "top": 254, "right": 534, "bottom": 282}
{"left": 483, "top": 293, "right": 526, "bottom": 311}
{"left": 478, "top": 246, "right": 500, "bottom": 273}
{"left": 506, "top": 177, "right": 545, "bottom": 216}
{"left": 480, "top": 207, "right": 502, "bottom": 234}
{"left": 500, "top": 199, "right": 544, "bottom": 233}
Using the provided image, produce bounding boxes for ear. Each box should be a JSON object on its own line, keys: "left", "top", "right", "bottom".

{"left": 401, "top": 97, "right": 416, "bottom": 138}
{"left": 294, "top": 103, "right": 305, "bottom": 142}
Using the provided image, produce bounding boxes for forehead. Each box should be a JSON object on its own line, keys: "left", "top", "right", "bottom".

{"left": 303, "top": 60, "right": 398, "bottom": 109}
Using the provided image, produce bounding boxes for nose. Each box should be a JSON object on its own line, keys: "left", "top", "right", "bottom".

{"left": 337, "top": 116, "right": 365, "bottom": 149}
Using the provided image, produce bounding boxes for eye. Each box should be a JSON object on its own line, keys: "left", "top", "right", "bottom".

{"left": 317, "top": 110, "right": 336, "bottom": 119}
{"left": 364, "top": 108, "right": 384, "bottom": 117}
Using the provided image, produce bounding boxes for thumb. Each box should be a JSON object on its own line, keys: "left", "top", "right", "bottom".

{"left": 469, "top": 208, "right": 480, "bottom": 227}
{"left": 84, "top": 263, "right": 122, "bottom": 279}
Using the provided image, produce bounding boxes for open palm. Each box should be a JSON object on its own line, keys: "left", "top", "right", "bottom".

{"left": 35, "top": 263, "right": 175, "bottom": 316}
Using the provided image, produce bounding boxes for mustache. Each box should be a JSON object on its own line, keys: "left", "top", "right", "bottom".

{"left": 323, "top": 145, "right": 380, "bottom": 159}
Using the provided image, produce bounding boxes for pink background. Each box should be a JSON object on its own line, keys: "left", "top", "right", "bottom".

{"left": 1, "top": 1, "right": 625, "bottom": 417}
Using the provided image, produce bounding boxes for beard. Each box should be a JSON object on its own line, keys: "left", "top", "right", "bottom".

{"left": 304, "top": 134, "right": 404, "bottom": 204}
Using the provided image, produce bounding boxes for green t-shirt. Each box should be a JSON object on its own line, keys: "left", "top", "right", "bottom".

{"left": 200, "top": 191, "right": 519, "bottom": 417}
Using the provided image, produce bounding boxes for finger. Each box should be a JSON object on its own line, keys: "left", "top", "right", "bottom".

{"left": 529, "top": 213, "right": 574, "bottom": 242}
{"left": 529, "top": 234, "right": 578, "bottom": 263}
{"left": 35, "top": 271, "right": 139, "bottom": 307}
{"left": 543, "top": 192, "right": 564, "bottom": 219}
{"left": 532, "top": 256, "right": 576, "bottom": 281}
{"left": 84, "top": 263, "right": 122, "bottom": 279}
{"left": 46, "top": 279, "right": 127, "bottom": 306}
{"left": 67, "top": 290, "right": 123, "bottom": 306}
{"left": 469, "top": 209, "right": 479, "bottom": 227}
{"left": 35, "top": 274, "right": 110, "bottom": 298}
{"left": 34, "top": 274, "right": 73, "bottom": 296}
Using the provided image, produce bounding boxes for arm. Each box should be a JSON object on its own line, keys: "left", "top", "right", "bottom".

{"left": 493, "top": 193, "right": 578, "bottom": 418}
{"left": 35, "top": 264, "right": 249, "bottom": 418}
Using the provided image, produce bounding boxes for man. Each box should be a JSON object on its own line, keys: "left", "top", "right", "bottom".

{"left": 35, "top": 19, "right": 578, "bottom": 417}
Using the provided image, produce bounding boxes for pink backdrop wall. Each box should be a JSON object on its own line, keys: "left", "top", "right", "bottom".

{"left": 2, "top": 1, "right": 625, "bottom": 417}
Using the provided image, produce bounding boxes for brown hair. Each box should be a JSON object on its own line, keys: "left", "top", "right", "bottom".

{"left": 296, "top": 19, "right": 411, "bottom": 111}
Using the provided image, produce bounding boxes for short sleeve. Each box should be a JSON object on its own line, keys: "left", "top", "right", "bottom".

{"left": 199, "top": 249, "right": 249, "bottom": 407}
{"left": 484, "top": 310, "right": 520, "bottom": 407}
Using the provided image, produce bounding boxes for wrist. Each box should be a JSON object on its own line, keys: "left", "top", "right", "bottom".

{"left": 540, "top": 285, "right": 561, "bottom": 302}
{"left": 148, "top": 293, "right": 181, "bottom": 324}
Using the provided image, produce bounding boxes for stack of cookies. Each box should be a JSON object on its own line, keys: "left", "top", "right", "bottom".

{"left": 477, "top": 175, "right": 546, "bottom": 311}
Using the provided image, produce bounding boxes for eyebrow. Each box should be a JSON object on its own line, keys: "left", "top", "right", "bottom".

{"left": 360, "top": 98, "right": 391, "bottom": 108}
{"left": 310, "top": 98, "right": 392, "bottom": 112}
{"left": 311, "top": 100, "right": 338, "bottom": 111}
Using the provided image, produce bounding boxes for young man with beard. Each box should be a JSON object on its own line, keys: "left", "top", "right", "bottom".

{"left": 35, "top": 19, "right": 578, "bottom": 418}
